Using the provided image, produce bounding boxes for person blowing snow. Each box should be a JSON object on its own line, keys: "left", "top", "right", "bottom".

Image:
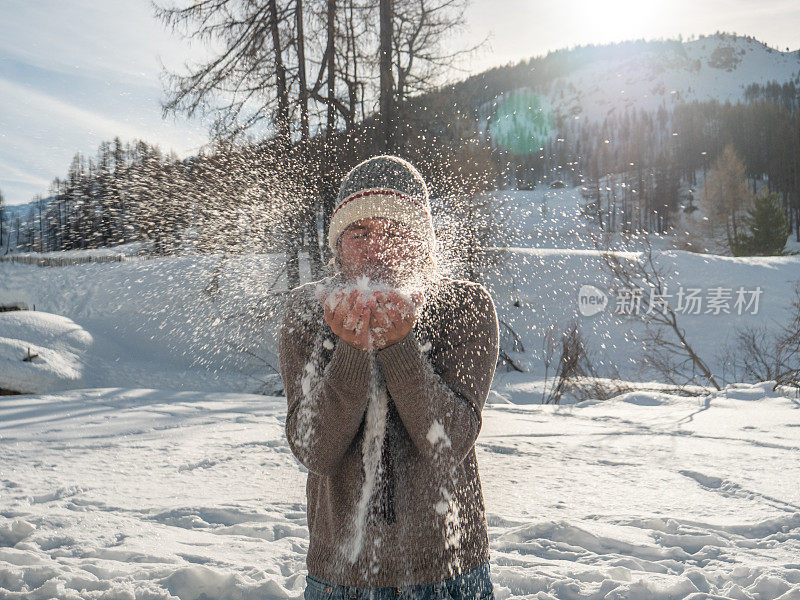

{"left": 279, "top": 155, "right": 499, "bottom": 600}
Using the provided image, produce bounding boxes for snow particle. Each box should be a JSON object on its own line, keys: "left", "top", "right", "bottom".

{"left": 426, "top": 420, "right": 452, "bottom": 448}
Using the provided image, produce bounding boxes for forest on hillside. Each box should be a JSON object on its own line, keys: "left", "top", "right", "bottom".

{"left": 1, "top": 29, "right": 798, "bottom": 276}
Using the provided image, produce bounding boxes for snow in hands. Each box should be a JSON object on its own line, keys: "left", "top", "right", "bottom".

{"left": 317, "top": 275, "right": 424, "bottom": 352}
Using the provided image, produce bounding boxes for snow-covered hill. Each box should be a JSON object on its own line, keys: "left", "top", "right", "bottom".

{"left": 478, "top": 187, "right": 800, "bottom": 399}
{"left": 480, "top": 34, "right": 800, "bottom": 150}
{"left": 550, "top": 35, "right": 800, "bottom": 124}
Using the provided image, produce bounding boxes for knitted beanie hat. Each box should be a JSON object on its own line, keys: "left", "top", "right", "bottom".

{"left": 328, "top": 155, "right": 436, "bottom": 255}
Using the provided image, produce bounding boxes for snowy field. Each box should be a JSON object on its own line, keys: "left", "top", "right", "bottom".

{"left": 1, "top": 383, "right": 798, "bottom": 599}
{"left": 2, "top": 187, "right": 800, "bottom": 599}
{"left": 2, "top": 187, "right": 797, "bottom": 396}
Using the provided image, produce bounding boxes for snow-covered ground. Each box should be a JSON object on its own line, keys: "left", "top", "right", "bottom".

{"left": 4, "top": 187, "right": 796, "bottom": 396}
{"left": 1, "top": 383, "right": 798, "bottom": 599}
{"left": 0, "top": 253, "right": 290, "bottom": 395}
{"left": 1, "top": 187, "right": 799, "bottom": 599}
{"left": 4, "top": 241, "right": 796, "bottom": 397}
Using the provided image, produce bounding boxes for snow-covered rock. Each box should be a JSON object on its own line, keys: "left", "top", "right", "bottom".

{"left": 0, "top": 311, "right": 92, "bottom": 393}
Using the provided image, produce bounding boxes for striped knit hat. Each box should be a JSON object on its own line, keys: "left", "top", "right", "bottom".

{"left": 328, "top": 155, "right": 436, "bottom": 255}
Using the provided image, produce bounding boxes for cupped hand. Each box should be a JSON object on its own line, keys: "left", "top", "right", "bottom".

{"left": 323, "top": 288, "right": 373, "bottom": 351}
{"left": 368, "top": 291, "right": 423, "bottom": 350}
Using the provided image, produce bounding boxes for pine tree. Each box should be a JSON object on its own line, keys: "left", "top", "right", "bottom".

{"left": 733, "top": 190, "right": 790, "bottom": 256}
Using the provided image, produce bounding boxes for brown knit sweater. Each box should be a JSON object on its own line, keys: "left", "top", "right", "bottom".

{"left": 278, "top": 274, "right": 499, "bottom": 587}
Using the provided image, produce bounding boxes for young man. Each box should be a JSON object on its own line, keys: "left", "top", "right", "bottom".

{"left": 279, "top": 155, "right": 499, "bottom": 600}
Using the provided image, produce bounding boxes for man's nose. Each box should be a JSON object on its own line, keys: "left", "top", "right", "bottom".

{"left": 364, "top": 234, "right": 392, "bottom": 257}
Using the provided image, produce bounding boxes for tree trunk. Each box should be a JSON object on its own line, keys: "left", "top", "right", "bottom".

{"left": 305, "top": 203, "right": 322, "bottom": 278}
{"left": 268, "top": 0, "right": 299, "bottom": 289}
{"left": 296, "top": 0, "right": 321, "bottom": 278}
{"left": 268, "top": 0, "right": 291, "bottom": 147}
{"left": 379, "top": 0, "right": 394, "bottom": 153}
{"left": 296, "top": 0, "right": 309, "bottom": 141}
{"left": 321, "top": 0, "right": 337, "bottom": 263}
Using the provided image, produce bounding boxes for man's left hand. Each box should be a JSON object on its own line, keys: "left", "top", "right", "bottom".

{"left": 368, "top": 291, "right": 422, "bottom": 350}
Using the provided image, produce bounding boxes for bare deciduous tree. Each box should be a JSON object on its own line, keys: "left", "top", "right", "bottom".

{"left": 599, "top": 234, "right": 722, "bottom": 391}
{"left": 720, "top": 281, "right": 800, "bottom": 392}
{"left": 154, "top": 0, "right": 488, "bottom": 289}
{"left": 154, "top": 0, "right": 293, "bottom": 139}
{"left": 541, "top": 321, "right": 589, "bottom": 404}
{"left": 392, "top": 0, "right": 479, "bottom": 102}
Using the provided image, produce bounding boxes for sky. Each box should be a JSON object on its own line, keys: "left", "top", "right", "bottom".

{"left": 0, "top": 0, "right": 209, "bottom": 206}
{"left": 452, "top": 0, "right": 800, "bottom": 74}
{"left": 1, "top": 0, "right": 799, "bottom": 206}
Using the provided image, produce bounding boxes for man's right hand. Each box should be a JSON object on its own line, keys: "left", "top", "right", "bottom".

{"left": 324, "top": 289, "right": 373, "bottom": 351}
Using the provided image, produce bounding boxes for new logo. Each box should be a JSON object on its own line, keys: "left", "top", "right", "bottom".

{"left": 578, "top": 284, "right": 608, "bottom": 317}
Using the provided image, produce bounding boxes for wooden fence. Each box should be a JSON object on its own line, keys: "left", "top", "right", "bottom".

{"left": 0, "top": 254, "right": 152, "bottom": 267}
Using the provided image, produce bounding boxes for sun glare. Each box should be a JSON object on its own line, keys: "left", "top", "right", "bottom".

{"left": 572, "top": 0, "right": 664, "bottom": 44}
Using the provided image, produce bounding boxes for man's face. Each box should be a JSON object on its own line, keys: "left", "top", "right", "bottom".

{"left": 337, "top": 218, "right": 427, "bottom": 286}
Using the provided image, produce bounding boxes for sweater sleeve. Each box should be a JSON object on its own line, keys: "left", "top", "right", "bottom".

{"left": 279, "top": 289, "right": 373, "bottom": 477}
{"left": 375, "top": 281, "right": 499, "bottom": 469}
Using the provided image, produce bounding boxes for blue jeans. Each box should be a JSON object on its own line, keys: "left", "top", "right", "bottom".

{"left": 304, "top": 561, "right": 494, "bottom": 600}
